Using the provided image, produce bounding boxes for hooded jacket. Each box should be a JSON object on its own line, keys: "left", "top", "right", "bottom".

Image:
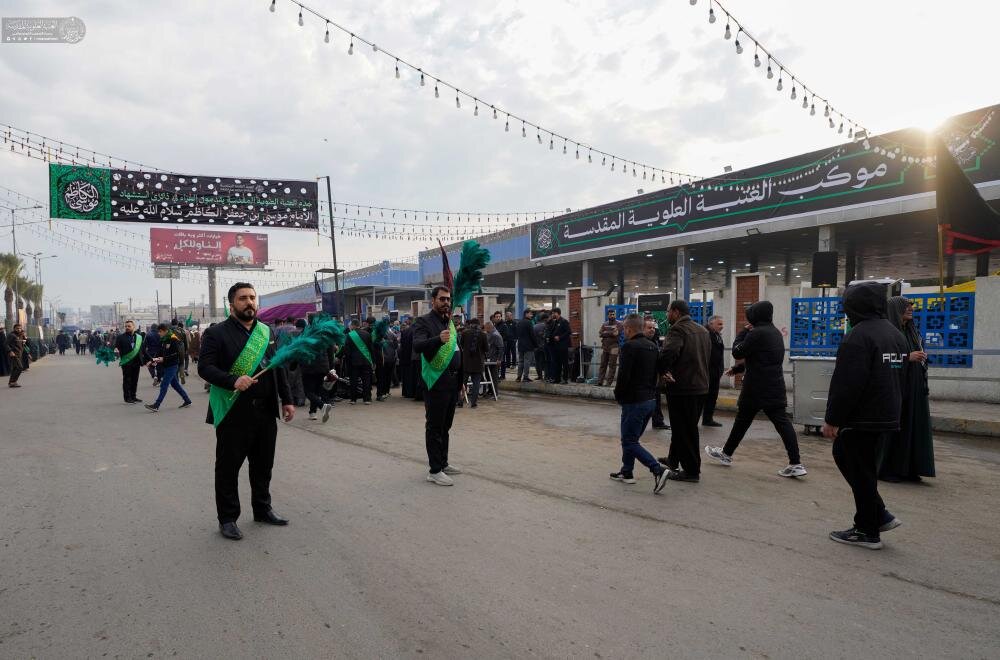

{"left": 824, "top": 282, "right": 908, "bottom": 431}
{"left": 731, "top": 301, "right": 787, "bottom": 408}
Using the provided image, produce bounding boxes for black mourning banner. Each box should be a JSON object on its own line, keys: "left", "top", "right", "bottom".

{"left": 50, "top": 166, "right": 319, "bottom": 229}
{"left": 935, "top": 137, "right": 1000, "bottom": 254}
{"left": 530, "top": 104, "right": 1000, "bottom": 259}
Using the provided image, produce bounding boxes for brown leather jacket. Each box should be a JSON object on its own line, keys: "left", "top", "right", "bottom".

{"left": 657, "top": 315, "right": 711, "bottom": 396}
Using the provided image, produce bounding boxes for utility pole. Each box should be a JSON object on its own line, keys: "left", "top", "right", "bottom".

{"left": 317, "top": 176, "right": 342, "bottom": 318}
{"left": 156, "top": 289, "right": 160, "bottom": 323}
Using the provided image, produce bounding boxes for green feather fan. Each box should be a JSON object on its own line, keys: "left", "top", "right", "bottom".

{"left": 95, "top": 344, "right": 117, "bottom": 367}
{"left": 452, "top": 240, "right": 491, "bottom": 310}
{"left": 268, "top": 314, "right": 346, "bottom": 370}
{"left": 373, "top": 318, "right": 390, "bottom": 346}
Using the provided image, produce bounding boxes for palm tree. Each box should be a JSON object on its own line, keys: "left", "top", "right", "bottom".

{"left": 0, "top": 253, "right": 24, "bottom": 328}
{"left": 21, "top": 282, "right": 39, "bottom": 323}
{"left": 32, "top": 283, "right": 45, "bottom": 327}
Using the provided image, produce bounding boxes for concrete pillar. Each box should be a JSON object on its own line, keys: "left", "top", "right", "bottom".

{"left": 977, "top": 253, "right": 991, "bottom": 277}
{"left": 207, "top": 266, "right": 217, "bottom": 317}
{"left": 581, "top": 261, "right": 594, "bottom": 288}
{"left": 818, "top": 225, "right": 835, "bottom": 252}
{"left": 749, "top": 254, "right": 759, "bottom": 272}
{"left": 677, "top": 247, "right": 691, "bottom": 302}
{"left": 514, "top": 270, "right": 525, "bottom": 317}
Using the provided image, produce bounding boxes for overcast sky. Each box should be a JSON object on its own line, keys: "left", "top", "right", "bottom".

{"left": 1, "top": 0, "right": 997, "bottom": 311}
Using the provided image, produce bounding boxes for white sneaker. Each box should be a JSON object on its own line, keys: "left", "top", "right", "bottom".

{"left": 321, "top": 403, "right": 333, "bottom": 423}
{"left": 778, "top": 464, "right": 808, "bottom": 478}
{"left": 308, "top": 412, "right": 318, "bottom": 421}
{"left": 426, "top": 471, "right": 454, "bottom": 486}
{"left": 442, "top": 464, "right": 462, "bottom": 475}
{"left": 705, "top": 446, "right": 732, "bottom": 465}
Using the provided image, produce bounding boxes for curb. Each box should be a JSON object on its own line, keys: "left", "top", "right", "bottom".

{"left": 496, "top": 380, "right": 1000, "bottom": 439}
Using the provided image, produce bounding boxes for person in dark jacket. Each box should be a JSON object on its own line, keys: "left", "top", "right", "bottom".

{"left": 460, "top": 318, "right": 489, "bottom": 408}
{"left": 376, "top": 325, "right": 398, "bottom": 402}
{"left": 879, "top": 296, "right": 934, "bottom": 482}
{"left": 198, "top": 283, "right": 296, "bottom": 540}
{"left": 6, "top": 324, "right": 26, "bottom": 387}
{"left": 702, "top": 315, "right": 725, "bottom": 427}
{"left": 611, "top": 314, "right": 670, "bottom": 493}
{"left": 412, "top": 286, "right": 465, "bottom": 485}
{"left": 399, "top": 319, "right": 415, "bottom": 398}
{"left": 656, "top": 300, "right": 711, "bottom": 482}
{"left": 704, "top": 301, "right": 806, "bottom": 477}
{"left": 144, "top": 324, "right": 192, "bottom": 411}
{"left": 515, "top": 309, "right": 536, "bottom": 382}
{"left": 823, "top": 282, "right": 908, "bottom": 550}
{"left": 339, "top": 321, "right": 375, "bottom": 404}
{"left": 114, "top": 320, "right": 144, "bottom": 404}
{"left": 533, "top": 312, "right": 549, "bottom": 381}
{"left": 644, "top": 318, "right": 669, "bottom": 430}
{"left": 301, "top": 316, "right": 336, "bottom": 422}
{"left": 546, "top": 308, "right": 571, "bottom": 384}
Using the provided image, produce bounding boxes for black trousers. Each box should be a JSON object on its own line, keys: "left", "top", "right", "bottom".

{"left": 350, "top": 366, "right": 372, "bottom": 402}
{"left": 503, "top": 340, "right": 516, "bottom": 372}
{"left": 424, "top": 373, "right": 460, "bottom": 473}
{"left": 214, "top": 412, "right": 277, "bottom": 524}
{"left": 832, "top": 429, "right": 887, "bottom": 537}
{"left": 652, "top": 390, "right": 666, "bottom": 426}
{"left": 550, "top": 345, "right": 569, "bottom": 382}
{"left": 377, "top": 362, "right": 393, "bottom": 397}
{"left": 722, "top": 402, "right": 801, "bottom": 464}
{"left": 665, "top": 395, "right": 704, "bottom": 476}
{"left": 400, "top": 360, "right": 413, "bottom": 397}
{"left": 8, "top": 355, "right": 23, "bottom": 384}
{"left": 703, "top": 371, "right": 722, "bottom": 422}
{"left": 411, "top": 361, "right": 424, "bottom": 401}
{"left": 120, "top": 360, "right": 141, "bottom": 402}
{"left": 302, "top": 373, "right": 326, "bottom": 413}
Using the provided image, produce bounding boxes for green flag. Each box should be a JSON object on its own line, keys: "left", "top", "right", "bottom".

{"left": 223, "top": 301, "right": 229, "bottom": 317}
{"left": 185, "top": 312, "right": 195, "bottom": 328}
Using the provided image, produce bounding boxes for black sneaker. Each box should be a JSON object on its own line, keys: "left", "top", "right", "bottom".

{"left": 657, "top": 457, "right": 678, "bottom": 470}
{"left": 653, "top": 469, "right": 669, "bottom": 494}
{"left": 144, "top": 404, "right": 159, "bottom": 413}
{"left": 179, "top": 400, "right": 192, "bottom": 409}
{"left": 829, "top": 527, "right": 882, "bottom": 550}
{"left": 702, "top": 420, "right": 723, "bottom": 427}
{"left": 879, "top": 512, "right": 902, "bottom": 533}
{"left": 609, "top": 472, "right": 636, "bottom": 484}
{"left": 665, "top": 469, "right": 699, "bottom": 483}
{"left": 652, "top": 424, "right": 670, "bottom": 430}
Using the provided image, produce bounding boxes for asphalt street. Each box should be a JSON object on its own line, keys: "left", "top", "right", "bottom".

{"left": 1, "top": 355, "right": 998, "bottom": 659}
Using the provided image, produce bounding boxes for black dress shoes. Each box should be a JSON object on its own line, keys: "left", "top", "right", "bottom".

{"left": 665, "top": 469, "right": 700, "bottom": 483}
{"left": 219, "top": 521, "right": 243, "bottom": 540}
{"left": 702, "top": 420, "right": 723, "bottom": 427}
{"left": 254, "top": 510, "right": 289, "bottom": 526}
{"left": 652, "top": 424, "right": 670, "bottom": 430}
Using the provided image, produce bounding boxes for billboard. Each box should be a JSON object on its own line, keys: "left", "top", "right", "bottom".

{"left": 530, "top": 103, "right": 1000, "bottom": 259}
{"left": 150, "top": 228, "right": 269, "bottom": 267}
{"left": 49, "top": 166, "right": 319, "bottom": 229}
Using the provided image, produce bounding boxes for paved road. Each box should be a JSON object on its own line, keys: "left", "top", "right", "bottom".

{"left": 2, "top": 356, "right": 998, "bottom": 658}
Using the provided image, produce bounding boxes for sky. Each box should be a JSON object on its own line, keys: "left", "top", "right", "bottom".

{"left": 1, "top": 0, "right": 998, "bottom": 311}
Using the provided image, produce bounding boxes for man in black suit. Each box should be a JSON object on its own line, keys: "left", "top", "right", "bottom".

{"left": 198, "top": 282, "right": 295, "bottom": 541}
{"left": 412, "top": 285, "right": 465, "bottom": 486}
{"left": 114, "top": 319, "right": 143, "bottom": 404}
{"left": 546, "top": 308, "right": 571, "bottom": 384}
{"left": 703, "top": 315, "right": 725, "bottom": 427}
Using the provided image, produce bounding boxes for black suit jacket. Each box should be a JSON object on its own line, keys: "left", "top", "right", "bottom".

{"left": 197, "top": 317, "right": 292, "bottom": 425}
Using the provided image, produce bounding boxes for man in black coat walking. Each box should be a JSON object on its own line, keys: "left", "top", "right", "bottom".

{"left": 704, "top": 301, "right": 806, "bottom": 477}
{"left": 823, "top": 282, "right": 908, "bottom": 550}
{"left": 702, "top": 315, "right": 725, "bottom": 427}
{"left": 198, "top": 283, "right": 295, "bottom": 541}
{"left": 412, "top": 286, "right": 465, "bottom": 485}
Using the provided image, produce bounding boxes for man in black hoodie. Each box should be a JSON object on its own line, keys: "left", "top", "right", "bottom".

{"left": 824, "top": 282, "right": 908, "bottom": 550}
{"left": 704, "top": 301, "right": 806, "bottom": 477}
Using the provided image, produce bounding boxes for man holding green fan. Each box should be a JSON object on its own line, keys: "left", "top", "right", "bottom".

{"left": 412, "top": 285, "right": 466, "bottom": 486}
{"left": 198, "top": 282, "right": 295, "bottom": 541}
{"left": 114, "top": 319, "right": 144, "bottom": 404}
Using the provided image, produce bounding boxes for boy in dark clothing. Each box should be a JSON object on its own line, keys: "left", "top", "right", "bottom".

{"left": 610, "top": 314, "right": 669, "bottom": 494}
{"left": 823, "top": 282, "right": 909, "bottom": 550}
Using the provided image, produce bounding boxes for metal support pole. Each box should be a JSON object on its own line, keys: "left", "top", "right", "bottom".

{"left": 320, "top": 176, "right": 342, "bottom": 319}
{"left": 207, "top": 266, "right": 217, "bottom": 318}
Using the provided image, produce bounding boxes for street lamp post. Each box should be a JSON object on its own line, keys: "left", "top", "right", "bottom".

{"left": 316, "top": 175, "right": 343, "bottom": 319}
{"left": 4, "top": 204, "right": 43, "bottom": 325}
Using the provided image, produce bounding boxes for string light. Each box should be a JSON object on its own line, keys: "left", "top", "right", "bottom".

{"left": 695, "top": 1, "right": 868, "bottom": 137}
{"left": 269, "top": 0, "right": 701, "bottom": 182}
{"left": 324, "top": 22, "right": 330, "bottom": 43}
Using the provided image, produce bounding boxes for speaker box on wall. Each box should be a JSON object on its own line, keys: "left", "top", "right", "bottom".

{"left": 811, "top": 251, "right": 839, "bottom": 288}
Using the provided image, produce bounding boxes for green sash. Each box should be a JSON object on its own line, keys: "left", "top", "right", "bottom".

{"left": 421, "top": 320, "right": 457, "bottom": 390}
{"left": 208, "top": 322, "right": 271, "bottom": 428}
{"left": 119, "top": 333, "right": 143, "bottom": 366}
{"left": 348, "top": 330, "right": 374, "bottom": 368}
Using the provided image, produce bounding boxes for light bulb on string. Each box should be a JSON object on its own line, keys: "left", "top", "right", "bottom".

{"left": 754, "top": 49, "right": 761, "bottom": 67}
{"left": 811, "top": 103, "right": 816, "bottom": 116}
{"left": 434, "top": 82, "right": 439, "bottom": 98}
{"left": 492, "top": 106, "right": 497, "bottom": 119}
{"left": 419, "top": 70, "right": 425, "bottom": 86}
{"left": 611, "top": 159, "right": 615, "bottom": 171}
{"left": 690, "top": 0, "right": 697, "bottom": 5}
{"left": 324, "top": 22, "right": 330, "bottom": 43}
{"left": 848, "top": 126, "right": 854, "bottom": 139}
{"left": 575, "top": 146, "right": 579, "bottom": 159}
{"left": 473, "top": 100, "right": 478, "bottom": 115}
{"left": 348, "top": 35, "right": 354, "bottom": 55}
{"left": 838, "top": 121, "right": 844, "bottom": 134}
{"left": 522, "top": 121, "right": 526, "bottom": 137}
{"left": 395, "top": 60, "right": 400, "bottom": 78}
{"left": 269, "top": 0, "right": 276, "bottom": 12}
{"left": 790, "top": 84, "right": 796, "bottom": 100}
{"left": 777, "top": 73, "right": 783, "bottom": 91}
{"left": 724, "top": 19, "right": 731, "bottom": 39}
{"left": 298, "top": 9, "right": 303, "bottom": 26}
{"left": 549, "top": 135, "right": 554, "bottom": 150}
{"left": 505, "top": 115, "right": 510, "bottom": 132}
{"left": 766, "top": 61, "right": 773, "bottom": 79}
{"left": 735, "top": 34, "right": 743, "bottom": 54}
{"left": 828, "top": 117, "right": 835, "bottom": 128}
{"left": 803, "top": 94, "right": 809, "bottom": 109}
{"left": 563, "top": 140, "right": 567, "bottom": 155}
{"left": 537, "top": 130, "right": 542, "bottom": 144}
{"left": 455, "top": 93, "right": 461, "bottom": 109}
{"left": 588, "top": 149, "right": 592, "bottom": 163}
{"left": 708, "top": 7, "right": 716, "bottom": 23}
